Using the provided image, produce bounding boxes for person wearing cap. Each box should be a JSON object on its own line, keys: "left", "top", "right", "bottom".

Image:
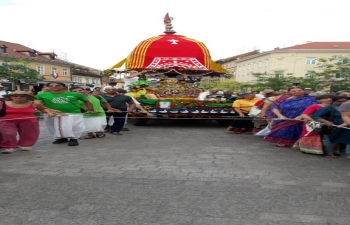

{"left": 35, "top": 82, "right": 95, "bottom": 146}
{"left": 102, "top": 86, "right": 135, "bottom": 135}
{"left": 0, "top": 91, "right": 60, "bottom": 154}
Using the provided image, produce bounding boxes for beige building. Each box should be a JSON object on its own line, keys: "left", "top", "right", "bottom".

{"left": 200, "top": 50, "right": 260, "bottom": 85}
{"left": 234, "top": 42, "right": 350, "bottom": 83}
{"left": 0, "top": 40, "right": 102, "bottom": 91}
{"left": 217, "top": 50, "right": 260, "bottom": 76}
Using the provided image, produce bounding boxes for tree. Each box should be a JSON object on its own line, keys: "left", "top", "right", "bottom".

{"left": 314, "top": 56, "right": 350, "bottom": 92}
{"left": 250, "top": 72, "right": 304, "bottom": 91}
{"left": 0, "top": 59, "right": 43, "bottom": 90}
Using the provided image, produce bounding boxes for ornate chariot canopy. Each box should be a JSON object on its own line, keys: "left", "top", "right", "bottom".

{"left": 109, "top": 13, "right": 226, "bottom": 73}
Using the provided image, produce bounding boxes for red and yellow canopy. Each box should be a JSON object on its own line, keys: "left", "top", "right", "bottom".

{"left": 110, "top": 33, "right": 226, "bottom": 73}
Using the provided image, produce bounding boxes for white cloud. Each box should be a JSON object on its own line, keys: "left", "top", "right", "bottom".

{"left": 1, "top": 0, "right": 349, "bottom": 70}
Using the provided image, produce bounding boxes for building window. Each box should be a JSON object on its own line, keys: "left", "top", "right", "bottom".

{"left": 259, "top": 61, "right": 262, "bottom": 67}
{"left": 306, "top": 57, "right": 316, "bottom": 64}
{"left": 62, "top": 68, "right": 68, "bottom": 76}
{"left": 36, "top": 66, "right": 44, "bottom": 75}
{"left": 72, "top": 76, "right": 78, "bottom": 82}
{"left": 95, "top": 79, "right": 100, "bottom": 84}
{"left": 78, "top": 77, "right": 82, "bottom": 83}
{"left": 337, "top": 57, "right": 348, "bottom": 64}
{"left": 253, "top": 63, "right": 256, "bottom": 68}
{"left": 304, "top": 71, "right": 315, "bottom": 78}
{"left": 85, "top": 78, "right": 90, "bottom": 84}
{"left": 265, "top": 60, "right": 268, "bottom": 67}
{"left": 51, "top": 67, "right": 57, "bottom": 74}
{"left": 0, "top": 47, "right": 5, "bottom": 53}
{"left": 275, "top": 71, "right": 284, "bottom": 78}
{"left": 29, "top": 51, "right": 37, "bottom": 57}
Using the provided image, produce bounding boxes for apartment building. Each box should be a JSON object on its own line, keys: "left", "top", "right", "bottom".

{"left": 217, "top": 50, "right": 260, "bottom": 76}
{"left": 0, "top": 40, "right": 102, "bottom": 91}
{"left": 234, "top": 42, "right": 350, "bottom": 83}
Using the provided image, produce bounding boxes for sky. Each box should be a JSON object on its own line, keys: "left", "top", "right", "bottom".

{"left": 0, "top": 0, "right": 349, "bottom": 70}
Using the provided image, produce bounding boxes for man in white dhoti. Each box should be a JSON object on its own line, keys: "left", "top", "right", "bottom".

{"left": 35, "top": 82, "right": 95, "bottom": 146}
{"left": 70, "top": 86, "right": 117, "bottom": 139}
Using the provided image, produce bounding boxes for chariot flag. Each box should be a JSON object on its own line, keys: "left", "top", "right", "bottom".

{"left": 51, "top": 72, "right": 59, "bottom": 79}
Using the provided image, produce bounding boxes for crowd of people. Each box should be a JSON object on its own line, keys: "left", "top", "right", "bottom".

{"left": 227, "top": 88, "right": 350, "bottom": 159}
{"left": 2, "top": 81, "right": 350, "bottom": 161}
{"left": 0, "top": 81, "right": 140, "bottom": 154}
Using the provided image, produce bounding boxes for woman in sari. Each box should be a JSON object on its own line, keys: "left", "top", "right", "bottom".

{"left": 293, "top": 95, "right": 332, "bottom": 154}
{"left": 265, "top": 87, "right": 317, "bottom": 147}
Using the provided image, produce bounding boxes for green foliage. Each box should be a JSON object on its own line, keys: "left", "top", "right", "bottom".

{"left": 203, "top": 80, "right": 237, "bottom": 90}
{"left": 314, "top": 56, "right": 350, "bottom": 91}
{"left": 250, "top": 72, "right": 304, "bottom": 91}
{"left": 0, "top": 59, "right": 43, "bottom": 84}
{"left": 248, "top": 55, "right": 350, "bottom": 92}
{"left": 200, "top": 55, "right": 350, "bottom": 93}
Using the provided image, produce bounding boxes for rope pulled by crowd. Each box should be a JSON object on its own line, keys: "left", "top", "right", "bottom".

{"left": 2, "top": 114, "right": 350, "bottom": 130}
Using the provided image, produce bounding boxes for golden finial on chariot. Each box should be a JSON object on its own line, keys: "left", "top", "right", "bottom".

{"left": 163, "top": 13, "right": 176, "bottom": 34}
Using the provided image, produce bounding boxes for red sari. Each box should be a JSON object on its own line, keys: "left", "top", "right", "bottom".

{"left": 293, "top": 104, "right": 323, "bottom": 154}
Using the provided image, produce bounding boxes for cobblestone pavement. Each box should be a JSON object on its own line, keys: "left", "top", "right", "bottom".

{"left": 1, "top": 119, "right": 350, "bottom": 225}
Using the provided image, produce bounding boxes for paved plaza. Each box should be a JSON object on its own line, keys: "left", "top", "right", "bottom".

{"left": 1, "top": 119, "right": 350, "bottom": 225}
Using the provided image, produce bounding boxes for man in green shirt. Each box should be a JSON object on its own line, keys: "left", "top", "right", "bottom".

{"left": 70, "top": 86, "right": 118, "bottom": 139}
{"left": 35, "top": 82, "right": 95, "bottom": 146}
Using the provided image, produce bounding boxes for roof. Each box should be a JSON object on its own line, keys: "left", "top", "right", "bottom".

{"left": 0, "top": 40, "right": 101, "bottom": 75}
{"left": 280, "top": 42, "right": 350, "bottom": 50}
{"left": 215, "top": 50, "right": 260, "bottom": 63}
{"left": 235, "top": 42, "right": 350, "bottom": 63}
{"left": 0, "top": 40, "right": 72, "bottom": 65}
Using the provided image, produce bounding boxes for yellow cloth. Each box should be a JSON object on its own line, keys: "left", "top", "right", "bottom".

{"left": 138, "top": 89, "right": 147, "bottom": 95}
{"left": 125, "top": 92, "right": 141, "bottom": 98}
{"left": 125, "top": 89, "right": 146, "bottom": 98}
{"left": 232, "top": 98, "right": 260, "bottom": 113}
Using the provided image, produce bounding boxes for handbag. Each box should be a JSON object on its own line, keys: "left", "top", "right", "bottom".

{"left": 312, "top": 125, "right": 336, "bottom": 135}
{"left": 312, "top": 106, "right": 336, "bottom": 135}
{"left": 248, "top": 106, "right": 261, "bottom": 117}
{"left": 254, "top": 125, "right": 271, "bottom": 136}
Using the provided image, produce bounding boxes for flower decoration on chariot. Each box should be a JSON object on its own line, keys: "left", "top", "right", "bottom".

{"left": 131, "top": 80, "right": 152, "bottom": 87}
{"left": 167, "top": 78, "right": 178, "bottom": 84}
{"left": 139, "top": 74, "right": 147, "bottom": 80}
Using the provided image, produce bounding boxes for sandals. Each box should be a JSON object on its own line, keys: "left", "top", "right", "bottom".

{"left": 20, "top": 147, "right": 32, "bottom": 151}
{"left": 276, "top": 144, "right": 286, "bottom": 147}
{"left": 96, "top": 132, "right": 106, "bottom": 138}
{"left": 111, "top": 132, "right": 123, "bottom": 135}
{"left": 1, "top": 148, "right": 16, "bottom": 154}
{"left": 227, "top": 126, "right": 234, "bottom": 131}
{"left": 325, "top": 154, "right": 338, "bottom": 158}
{"left": 81, "top": 134, "right": 96, "bottom": 139}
